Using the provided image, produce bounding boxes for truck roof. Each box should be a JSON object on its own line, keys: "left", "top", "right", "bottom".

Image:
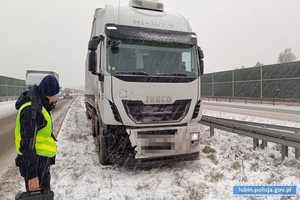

{"left": 26, "top": 73, "right": 50, "bottom": 86}
{"left": 25, "top": 70, "right": 59, "bottom": 86}
{"left": 26, "top": 70, "right": 58, "bottom": 77}
{"left": 94, "top": 2, "right": 192, "bottom": 33}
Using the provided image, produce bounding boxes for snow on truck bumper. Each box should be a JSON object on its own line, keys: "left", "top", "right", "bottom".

{"left": 127, "top": 123, "right": 201, "bottom": 159}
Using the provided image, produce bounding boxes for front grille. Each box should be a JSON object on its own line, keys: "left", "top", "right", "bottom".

{"left": 138, "top": 130, "right": 177, "bottom": 138}
{"left": 122, "top": 99, "right": 191, "bottom": 124}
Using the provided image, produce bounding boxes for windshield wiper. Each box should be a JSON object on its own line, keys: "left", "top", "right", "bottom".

{"left": 155, "top": 72, "right": 187, "bottom": 77}
{"left": 114, "top": 71, "right": 149, "bottom": 76}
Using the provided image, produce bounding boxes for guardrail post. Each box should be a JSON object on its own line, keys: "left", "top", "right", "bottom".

{"left": 253, "top": 138, "right": 259, "bottom": 150}
{"left": 295, "top": 148, "right": 299, "bottom": 159}
{"left": 281, "top": 145, "right": 288, "bottom": 160}
{"left": 261, "top": 140, "right": 267, "bottom": 149}
{"left": 281, "top": 145, "right": 285, "bottom": 160}
{"left": 210, "top": 125, "right": 214, "bottom": 137}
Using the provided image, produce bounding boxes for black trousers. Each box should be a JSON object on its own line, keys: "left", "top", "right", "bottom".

{"left": 20, "top": 156, "right": 51, "bottom": 191}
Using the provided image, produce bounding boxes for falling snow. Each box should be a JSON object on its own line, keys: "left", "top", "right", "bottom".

{"left": 0, "top": 97, "right": 299, "bottom": 200}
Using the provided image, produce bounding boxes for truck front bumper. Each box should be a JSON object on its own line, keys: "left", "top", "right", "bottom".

{"left": 109, "top": 151, "right": 199, "bottom": 167}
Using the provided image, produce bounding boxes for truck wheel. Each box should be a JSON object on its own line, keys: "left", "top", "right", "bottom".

{"left": 98, "top": 119, "right": 110, "bottom": 165}
{"left": 91, "top": 111, "right": 97, "bottom": 137}
{"left": 98, "top": 133, "right": 110, "bottom": 165}
{"left": 85, "top": 104, "right": 91, "bottom": 119}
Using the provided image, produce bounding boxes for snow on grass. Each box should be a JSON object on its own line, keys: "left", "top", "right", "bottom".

{"left": 1, "top": 97, "right": 299, "bottom": 199}
{"left": 50, "top": 97, "right": 300, "bottom": 199}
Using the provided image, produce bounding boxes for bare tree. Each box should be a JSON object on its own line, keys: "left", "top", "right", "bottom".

{"left": 278, "top": 48, "right": 297, "bottom": 63}
{"left": 255, "top": 62, "right": 264, "bottom": 67}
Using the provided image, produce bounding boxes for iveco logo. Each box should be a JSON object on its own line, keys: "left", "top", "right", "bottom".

{"left": 146, "top": 96, "right": 172, "bottom": 104}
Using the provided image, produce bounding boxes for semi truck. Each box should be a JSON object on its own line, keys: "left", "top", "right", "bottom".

{"left": 85, "top": 0, "right": 204, "bottom": 165}
{"left": 25, "top": 70, "right": 60, "bottom": 108}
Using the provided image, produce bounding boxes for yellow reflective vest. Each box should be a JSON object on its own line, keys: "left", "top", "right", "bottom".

{"left": 15, "top": 102, "right": 57, "bottom": 157}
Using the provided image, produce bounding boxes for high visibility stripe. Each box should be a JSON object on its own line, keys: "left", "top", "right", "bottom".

{"left": 35, "top": 136, "right": 55, "bottom": 143}
{"left": 35, "top": 144, "right": 56, "bottom": 153}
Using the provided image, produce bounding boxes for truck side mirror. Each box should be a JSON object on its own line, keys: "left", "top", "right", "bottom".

{"left": 88, "top": 36, "right": 100, "bottom": 73}
{"left": 88, "top": 39, "right": 99, "bottom": 51}
{"left": 87, "top": 35, "right": 104, "bottom": 82}
{"left": 88, "top": 51, "right": 97, "bottom": 73}
{"left": 198, "top": 47, "right": 204, "bottom": 75}
{"left": 88, "top": 35, "right": 103, "bottom": 51}
{"left": 200, "top": 60, "right": 204, "bottom": 75}
{"left": 198, "top": 47, "right": 204, "bottom": 59}
{"left": 88, "top": 51, "right": 104, "bottom": 82}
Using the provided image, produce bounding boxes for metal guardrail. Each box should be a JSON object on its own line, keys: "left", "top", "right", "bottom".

{"left": 199, "top": 115, "right": 300, "bottom": 160}
{"left": 202, "top": 97, "right": 300, "bottom": 106}
{"left": 0, "top": 96, "right": 18, "bottom": 102}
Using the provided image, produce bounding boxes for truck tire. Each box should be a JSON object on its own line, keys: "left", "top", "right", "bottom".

{"left": 97, "top": 117, "right": 110, "bottom": 165}
{"left": 98, "top": 133, "right": 110, "bottom": 165}
{"left": 85, "top": 104, "right": 92, "bottom": 119}
{"left": 91, "top": 111, "right": 97, "bottom": 137}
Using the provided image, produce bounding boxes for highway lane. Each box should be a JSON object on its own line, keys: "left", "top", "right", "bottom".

{"left": 203, "top": 101, "right": 300, "bottom": 123}
{"left": 0, "top": 98, "right": 74, "bottom": 175}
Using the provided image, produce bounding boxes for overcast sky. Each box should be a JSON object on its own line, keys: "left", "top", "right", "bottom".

{"left": 0, "top": 0, "right": 299, "bottom": 88}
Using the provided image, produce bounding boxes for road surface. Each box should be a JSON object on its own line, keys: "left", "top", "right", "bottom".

{"left": 202, "top": 101, "right": 300, "bottom": 123}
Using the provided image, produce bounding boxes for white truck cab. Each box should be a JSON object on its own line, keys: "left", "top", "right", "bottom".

{"left": 85, "top": 0, "right": 204, "bottom": 165}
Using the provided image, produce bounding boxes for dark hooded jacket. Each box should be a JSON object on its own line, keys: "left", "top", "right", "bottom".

{"left": 15, "top": 85, "right": 55, "bottom": 179}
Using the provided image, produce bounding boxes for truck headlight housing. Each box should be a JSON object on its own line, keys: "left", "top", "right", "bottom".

{"left": 191, "top": 132, "right": 199, "bottom": 141}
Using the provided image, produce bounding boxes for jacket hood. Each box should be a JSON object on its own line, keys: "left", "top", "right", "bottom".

{"left": 15, "top": 85, "right": 43, "bottom": 111}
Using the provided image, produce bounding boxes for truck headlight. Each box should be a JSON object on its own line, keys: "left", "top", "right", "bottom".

{"left": 191, "top": 132, "right": 199, "bottom": 141}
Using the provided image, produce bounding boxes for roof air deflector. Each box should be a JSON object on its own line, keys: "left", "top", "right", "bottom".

{"left": 129, "top": 0, "right": 164, "bottom": 12}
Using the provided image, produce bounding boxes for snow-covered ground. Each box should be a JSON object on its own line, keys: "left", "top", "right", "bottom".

{"left": 0, "top": 97, "right": 299, "bottom": 200}
{"left": 0, "top": 100, "right": 17, "bottom": 118}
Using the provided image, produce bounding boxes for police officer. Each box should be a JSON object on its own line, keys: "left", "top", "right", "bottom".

{"left": 15, "top": 75, "right": 60, "bottom": 192}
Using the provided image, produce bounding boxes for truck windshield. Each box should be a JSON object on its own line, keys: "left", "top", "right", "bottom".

{"left": 107, "top": 40, "right": 198, "bottom": 78}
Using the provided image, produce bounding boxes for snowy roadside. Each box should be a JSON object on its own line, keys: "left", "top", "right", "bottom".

{"left": 0, "top": 100, "right": 17, "bottom": 119}
{"left": 40, "top": 97, "right": 300, "bottom": 199}
{"left": 0, "top": 97, "right": 300, "bottom": 199}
